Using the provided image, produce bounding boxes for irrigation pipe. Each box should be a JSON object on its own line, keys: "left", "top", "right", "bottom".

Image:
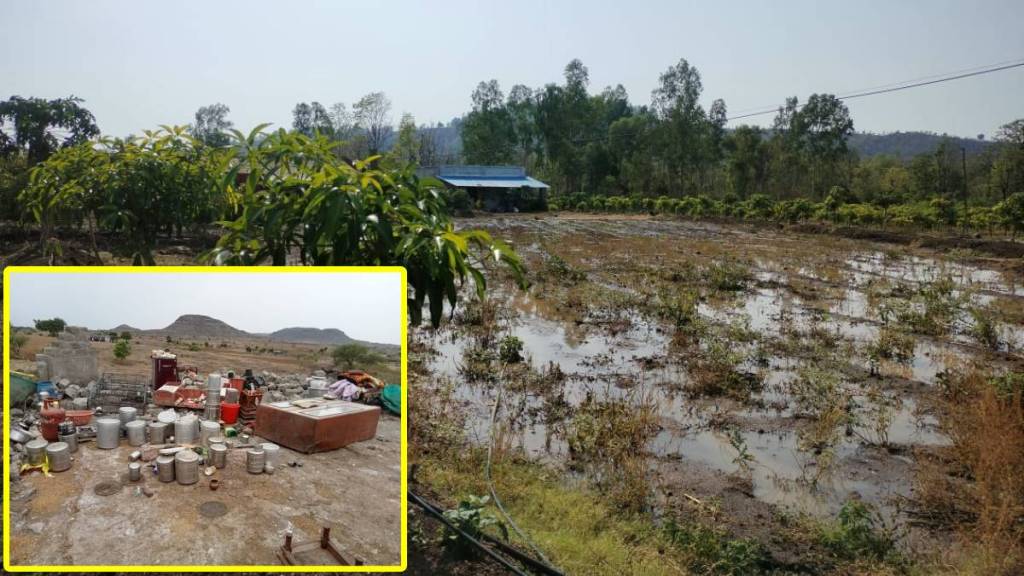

{"left": 486, "top": 361, "right": 561, "bottom": 571}
{"left": 409, "top": 490, "right": 532, "bottom": 576}
{"left": 411, "top": 490, "right": 565, "bottom": 576}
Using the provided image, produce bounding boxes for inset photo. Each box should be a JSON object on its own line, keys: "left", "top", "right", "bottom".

{"left": 3, "top": 267, "right": 406, "bottom": 571}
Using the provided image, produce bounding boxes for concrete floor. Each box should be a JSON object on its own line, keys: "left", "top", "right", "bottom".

{"left": 8, "top": 414, "right": 402, "bottom": 567}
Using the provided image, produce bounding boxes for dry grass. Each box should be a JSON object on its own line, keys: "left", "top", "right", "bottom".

{"left": 915, "top": 361, "right": 1024, "bottom": 571}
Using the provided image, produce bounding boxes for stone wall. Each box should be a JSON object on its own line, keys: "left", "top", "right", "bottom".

{"left": 35, "top": 327, "right": 99, "bottom": 384}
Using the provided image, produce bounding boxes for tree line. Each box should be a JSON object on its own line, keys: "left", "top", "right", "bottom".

{"left": 2, "top": 57, "right": 1024, "bottom": 239}
{"left": 459, "top": 58, "right": 1024, "bottom": 213}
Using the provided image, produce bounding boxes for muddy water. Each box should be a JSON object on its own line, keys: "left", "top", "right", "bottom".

{"left": 423, "top": 216, "right": 1024, "bottom": 521}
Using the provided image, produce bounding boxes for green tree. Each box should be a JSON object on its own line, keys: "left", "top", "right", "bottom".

{"left": 724, "top": 125, "right": 767, "bottom": 199}
{"left": 292, "top": 102, "right": 332, "bottom": 138}
{"left": 353, "top": 92, "right": 392, "bottom": 154}
{"left": 390, "top": 113, "right": 420, "bottom": 166}
{"left": 0, "top": 96, "right": 99, "bottom": 165}
{"left": 651, "top": 58, "right": 710, "bottom": 194}
{"left": 996, "top": 192, "right": 1024, "bottom": 238}
{"left": 34, "top": 317, "right": 66, "bottom": 336}
{"left": 22, "top": 126, "right": 227, "bottom": 263}
{"left": 190, "top": 103, "right": 233, "bottom": 147}
{"left": 120, "top": 331, "right": 132, "bottom": 341}
{"left": 461, "top": 80, "right": 515, "bottom": 165}
{"left": 203, "top": 126, "right": 527, "bottom": 326}
{"left": 331, "top": 343, "right": 383, "bottom": 369}
{"left": 113, "top": 338, "right": 132, "bottom": 360}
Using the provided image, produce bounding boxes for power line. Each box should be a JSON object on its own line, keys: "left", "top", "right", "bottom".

{"left": 726, "top": 57, "right": 1024, "bottom": 116}
{"left": 726, "top": 59, "right": 1024, "bottom": 122}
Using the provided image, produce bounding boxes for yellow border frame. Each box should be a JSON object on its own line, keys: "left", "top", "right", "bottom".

{"left": 3, "top": 266, "right": 408, "bottom": 572}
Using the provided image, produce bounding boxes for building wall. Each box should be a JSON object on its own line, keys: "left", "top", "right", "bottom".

{"left": 35, "top": 328, "right": 99, "bottom": 384}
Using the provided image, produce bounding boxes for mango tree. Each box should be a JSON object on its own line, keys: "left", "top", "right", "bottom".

{"left": 205, "top": 127, "right": 527, "bottom": 326}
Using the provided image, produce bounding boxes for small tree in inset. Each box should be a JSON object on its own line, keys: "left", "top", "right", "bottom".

{"left": 113, "top": 338, "right": 132, "bottom": 360}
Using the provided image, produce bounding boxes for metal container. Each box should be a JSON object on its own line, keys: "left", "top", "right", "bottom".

{"left": 118, "top": 406, "right": 138, "bottom": 430}
{"left": 46, "top": 441, "right": 72, "bottom": 471}
{"left": 200, "top": 420, "right": 220, "bottom": 446}
{"left": 128, "top": 461, "right": 141, "bottom": 482}
{"left": 125, "top": 420, "right": 147, "bottom": 446}
{"left": 58, "top": 432, "right": 78, "bottom": 453}
{"left": 73, "top": 397, "right": 89, "bottom": 410}
{"left": 156, "top": 455, "right": 176, "bottom": 482}
{"left": 148, "top": 421, "right": 169, "bottom": 444}
{"left": 261, "top": 442, "right": 280, "bottom": 467}
{"left": 224, "top": 387, "right": 240, "bottom": 404}
{"left": 207, "top": 373, "right": 222, "bottom": 391}
{"left": 209, "top": 443, "right": 228, "bottom": 469}
{"left": 246, "top": 448, "right": 265, "bottom": 474}
{"left": 96, "top": 417, "right": 121, "bottom": 449}
{"left": 175, "top": 449, "right": 200, "bottom": 485}
{"left": 26, "top": 438, "right": 49, "bottom": 466}
{"left": 209, "top": 435, "right": 226, "bottom": 447}
{"left": 203, "top": 405, "right": 221, "bottom": 422}
{"left": 157, "top": 409, "right": 179, "bottom": 424}
{"left": 174, "top": 415, "right": 197, "bottom": 445}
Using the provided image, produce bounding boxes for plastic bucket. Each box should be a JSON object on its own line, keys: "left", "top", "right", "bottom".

{"left": 220, "top": 402, "right": 240, "bottom": 424}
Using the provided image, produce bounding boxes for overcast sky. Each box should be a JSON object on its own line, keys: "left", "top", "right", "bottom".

{"left": 8, "top": 271, "right": 403, "bottom": 344}
{"left": 2, "top": 0, "right": 1022, "bottom": 139}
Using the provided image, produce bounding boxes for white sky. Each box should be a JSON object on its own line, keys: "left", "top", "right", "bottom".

{"left": 7, "top": 271, "right": 403, "bottom": 345}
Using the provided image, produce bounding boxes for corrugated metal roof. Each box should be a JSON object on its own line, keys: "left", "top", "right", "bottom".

{"left": 439, "top": 176, "right": 549, "bottom": 189}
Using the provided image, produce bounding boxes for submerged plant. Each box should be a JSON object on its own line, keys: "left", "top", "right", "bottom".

{"left": 565, "top": 388, "right": 660, "bottom": 512}
{"left": 703, "top": 259, "right": 752, "bottom": 292}
{"left": 727, "top": 428, "right": 755, "bottom": 474}
{"left": 819, "top": 500, "right": 899, "bottom": 564}
{"left": 969, "top": 306, "right": 1003, "bottom": 351}
{"left": 498, "top": 335, "right": 524, "bottom": 364}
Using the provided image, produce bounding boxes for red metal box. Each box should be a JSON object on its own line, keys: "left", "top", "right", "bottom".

{"left": 254, "top": 399, "right": 380, "bottom": 453}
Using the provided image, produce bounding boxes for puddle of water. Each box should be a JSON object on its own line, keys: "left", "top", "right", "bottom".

{"left": 421, "top": 224, "right": 1023, "bottom": 522}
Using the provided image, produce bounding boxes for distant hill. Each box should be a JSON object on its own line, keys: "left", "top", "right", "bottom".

{"left": 847, "top": 131, "right": 992, "bottom": 160}
{"left": 156, "top": 314, "right": 249, "bottom": 339}
{"left": 112, "top": 314, "right": 400, "bottom": 353}
{"left": 269, "top": 327, "right": 354, "bottom": 345}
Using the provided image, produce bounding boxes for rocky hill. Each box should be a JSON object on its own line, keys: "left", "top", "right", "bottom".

{"left": 125, "top": 314, "right": 399, "bottom": 352}
{"left": 155, "top": 314, "right": 249, "bottom": 339}
{"left": 269, "top": 327, "right": 354, "bottom": 345}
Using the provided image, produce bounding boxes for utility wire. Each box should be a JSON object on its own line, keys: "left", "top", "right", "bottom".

{"left": 726, "top": 59, "right": 1024, "bottom": 122}
{"left": 727, "top": 57, "right": 1024, "bottom": 116}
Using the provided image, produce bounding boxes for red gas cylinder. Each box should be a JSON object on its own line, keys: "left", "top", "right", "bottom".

{"left": 40, "top": 398, "right": 66, "bottom": 442}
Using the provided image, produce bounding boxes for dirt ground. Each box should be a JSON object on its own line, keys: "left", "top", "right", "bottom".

{"left": 8, "top": 413, "right": 402, "bottom": 567}
{"left": 9, "top": 332, "right": 401, "bottom": 392}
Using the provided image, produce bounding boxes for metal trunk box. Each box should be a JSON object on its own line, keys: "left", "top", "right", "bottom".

{"left": 254, "top": 399, "right": 380, "bottom": 453}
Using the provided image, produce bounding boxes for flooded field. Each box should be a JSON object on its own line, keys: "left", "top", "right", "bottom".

{"left": 411, "top": 213, "right": 1024, "bottom": 561}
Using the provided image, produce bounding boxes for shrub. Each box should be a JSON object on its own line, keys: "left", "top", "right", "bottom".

{"left": 113, "top": 338, "right": 132, "bottom": 360}
{"left": 441, "top": 495, "right": 508, "bottom": 557}
{"left": 819, "top": 500, "right": 897, "bottom": 563}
